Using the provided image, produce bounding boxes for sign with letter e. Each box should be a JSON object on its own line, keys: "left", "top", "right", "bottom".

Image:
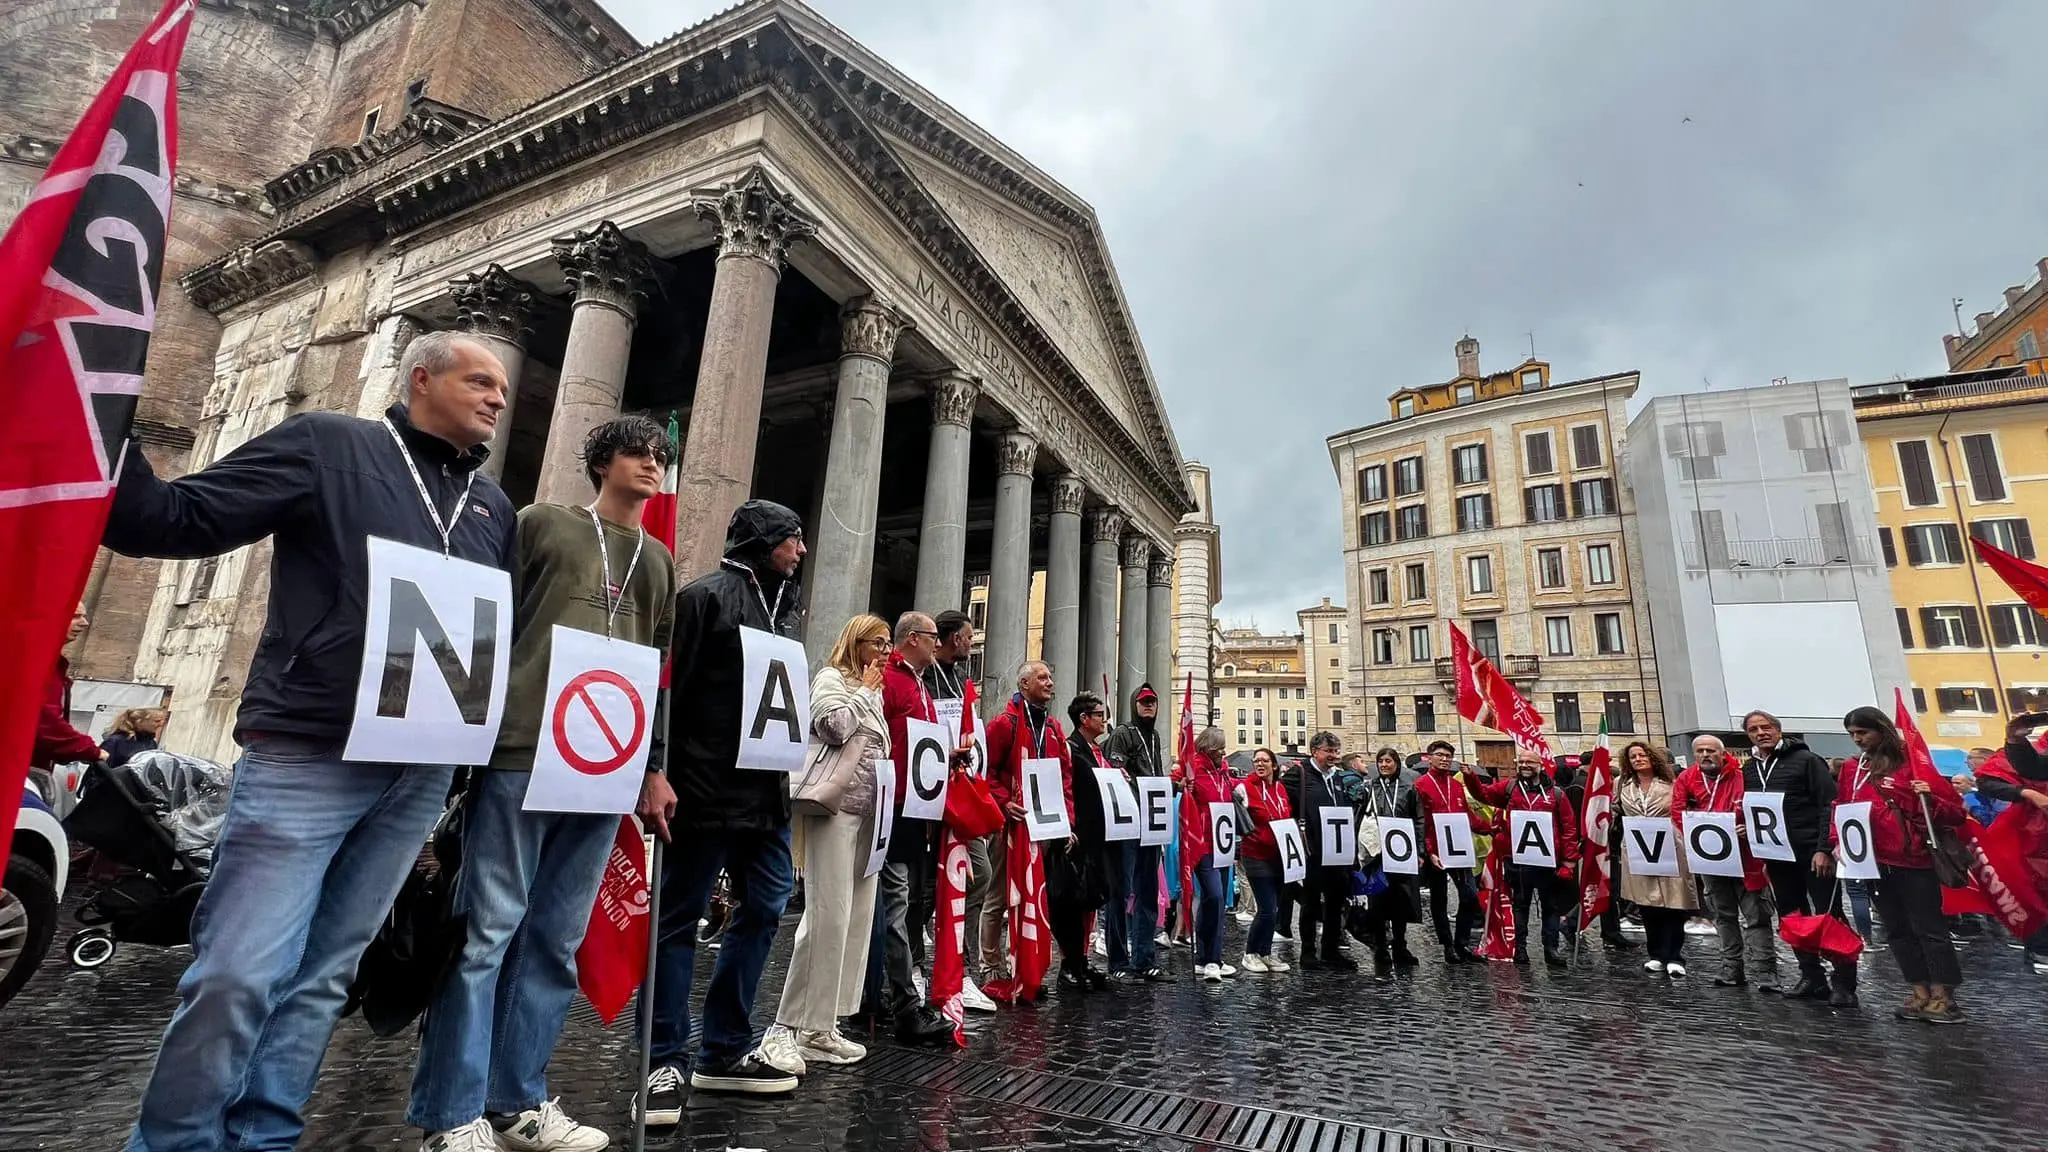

{"left": 736, "top": 626, "right": 811, "bottom": 773}
{"left": 524, "top": 627, "right": 661, "bottom": 814}
{"left": 1136, "top": 776, "right": 1174, "bottom": 846}
{"left": 345, "top": 537, "right": 512, "bottom": 766}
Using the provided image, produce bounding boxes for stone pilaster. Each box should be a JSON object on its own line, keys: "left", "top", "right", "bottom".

{"left": 806, "top": 297, "right": 909, "bottom": 665}
{"left": 983, "top": 432, "right": 1038, "bottom": 703}
{"left": 1147, "top": 550, "right": 1175, "bottom": 704}
{"left": 1043, "top": 474, "right": 1086, "bottom": 720}
{"left": 449, "top": 264, "right": 536, "bottom": 481}
{"left": 672, "top": 167, "right": 820, "bottom": 580}
{"left": 912, "top": 371, "right": 979, "bottom": 611}
{"left": 1118, "top": 535, "right": 1152, "bottom": 712}
{"left": 1084, "top": 505, "right": 1124, "bottom": 712}
{"left": 535, "top": 223, "right": 652, "bottom": 506}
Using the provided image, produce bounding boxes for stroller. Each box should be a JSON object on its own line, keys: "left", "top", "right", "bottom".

{"left": 59, "top": 751, "right": 231, "bottom": 969}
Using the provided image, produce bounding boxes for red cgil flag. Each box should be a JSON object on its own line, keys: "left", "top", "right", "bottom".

{"left": 574, "top": 815, "right": 651, "bottom": 1025}
{"left": 927, "top": 678, "right": 980, "bottom": 1045}
{"left": 1473, "top": 834, "right": 1518, "bottom": 961}
{"left": 1449, "top": 623, "right": 1553, "bottom": 757}
{"left": 1175, "top": 671, "right": 1198, "bottom": 929}
{"left": 1972, "top": 537, "right": 2048, "bottom": 619}
{"left": 982, "top": 824, "right": 1050, "bottom": 1004}
{"left": 0, "top": 0, "right": 193, "bottom": 855}
{"left": 1577, "top": 723, "right": 1615, "bottom": 931}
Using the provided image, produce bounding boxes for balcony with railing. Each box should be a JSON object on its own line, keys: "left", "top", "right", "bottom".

{"left": 1682, "top": 534, "right": 1871, "bottom": 571}
{"left": 1433, "top": 654, "right": 1540, "bottom": 688}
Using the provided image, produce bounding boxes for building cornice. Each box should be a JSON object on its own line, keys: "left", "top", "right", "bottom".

{"left": 1326, "top": 370, "right": 1640, "bottom": 449}
{"left": 182, "top": 240, "right": 318, "bottom": 314}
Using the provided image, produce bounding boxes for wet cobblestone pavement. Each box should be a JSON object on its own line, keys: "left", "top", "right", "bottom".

{"left": 3, "top": 917, "right": 2044, "bottom": 1152}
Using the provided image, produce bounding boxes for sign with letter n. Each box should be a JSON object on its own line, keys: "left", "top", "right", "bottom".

{"left": 344, "top": 536, "right": 512, "bottom": 766}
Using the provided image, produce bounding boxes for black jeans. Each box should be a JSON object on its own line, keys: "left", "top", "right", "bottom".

{"left": 1424, "top": 866, "right": 1480, "bottom": 949}
{"left": 1872, "top": 865, "right": 1961, "bottom": 988}
{"left": 1508, "top": 865, "right": 1568, "bottom": 955}
{"left": 1640, "top": 906, "right": 1688, "bottom": 964}
{"left": 1045, "top": 841, "right": 1093, "bottom": 976}
{"left": 1296, "top": 868, "right": 1349, "bottom": 959}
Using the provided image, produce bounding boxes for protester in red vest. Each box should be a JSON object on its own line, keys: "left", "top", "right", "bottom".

{"left": 1674, "top": 735, "right": 1774, "bottom": 989}
{"left": 981, "top": 660, "right": 1073, "bottom": 981}
{"left": 1465, "top": 748, "right": 1580, "bottom": 967}
{"left": 1414, "top": 740, "right": 1481, "bottom": 964}
{"left": 1829, "top": 706, "right": 1968, "bottom": 1023}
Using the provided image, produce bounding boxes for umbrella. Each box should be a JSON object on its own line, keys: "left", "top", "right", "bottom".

{"left": 344, "top": 794, "right": 469, "bottom": 1037}
{"left": 944, "top": 769, "right": 1004, "bottom": 840}
{"left": 1779, "top": 911, "right": 1862, "bottom": 965}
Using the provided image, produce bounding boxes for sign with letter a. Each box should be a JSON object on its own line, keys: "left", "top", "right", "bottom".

{"left": 1378, "top": 816, "right": 1420, "bottom": 875}
{"left": 1096, "top": 767, "right": 1141, "bottom": 842}
{"left": 1274, "top": 820, "right": 1309, "bottom": 883}
{"left": 1208, "top": 802, "right": 1237, "bottom": 867}
{"left": 1681, "top": 810, "right": 1745, "bottom": 878}
{"left": 899, "top": 717, "right": 953, "bottom": 821}
{"left": 1318, "top": 806, "right": 1355, "bottom": 866}
{"left": 1022, "top": 758, "right": 1071, "bottom": 842}
{"left": 1833, "top": 801, "right": 1879, "bottom": 881}
{"left": 737, "top": 626, "right": 811, "bottom": 773}
{"left": 345, "top": 537, "right": 513, "bottom": 766}
{"left": 1621, "top": 816, "right": 1680, "bottom": 876}
{"left": 865, "top": 767, "right": 896, "bottom": 878}
{"left": 1510, "top": 810, "right": 1557, "bottom": 868}
{"left": 1433, "top": 812, "right": 1477, "bottom": 869}
{"left": 523, "top": 627, "right": 661, "bottom": 814}
{"left": 1136, "top": 776, "right": 1174, "bottom": 846}
{"left": 1743, "top": 792, "right": 1796, "bottom": 862}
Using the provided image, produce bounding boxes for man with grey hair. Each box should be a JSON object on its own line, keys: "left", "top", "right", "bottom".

{"left": 981, "top": 659, "right": 1071, "bottom": 986}
{"left": 1675, "top": 733, "right": 1777, "bottom": 989}
{"left": 1288, "top": 732, "right": 1359, "bottom": 971}
{"left": 104, "top": 329, "right": 516, "bottom": 1149}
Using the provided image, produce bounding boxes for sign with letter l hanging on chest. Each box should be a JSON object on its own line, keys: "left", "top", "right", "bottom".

{"left": 737, "top": 626, "right": 811, "bottom": 773}
{"left": 1022, "top": 758, "right": 1072, "bottom": 842}
{"left": 345, "top": 536, "right": 513, "bottom": 766}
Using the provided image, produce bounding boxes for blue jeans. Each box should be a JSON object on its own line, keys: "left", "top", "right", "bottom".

{"left": 640, "top": 824, "right": 793, "bottom": 1070}
{"left": 128, "top": 740, "right": 452, "bottom": 1152}
{"left": 1193, "top": 858, "right": 1227, "bottom": 965}
{"left": 1125, "top": 845, "right": 1161, "bottom": 971}
{"left": 408, "top": 772, "right": 614, "bottom": 1132}
{"left": 1100, "top": 842, "right": 1132, "bottom": 971}
{"left": 1246, "top": 867, "right": 1282, "bottom": 957}
{"left": 1845, "top": 879, "right": 1876, "bottom": 940}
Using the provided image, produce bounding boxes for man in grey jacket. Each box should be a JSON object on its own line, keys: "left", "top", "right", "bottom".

{"left": 1101, "top": 684, "right": 1173, "bottom": 981}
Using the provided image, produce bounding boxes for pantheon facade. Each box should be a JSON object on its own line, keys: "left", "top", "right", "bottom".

{"left": 0, "top": 0, "right": 1218, "bottom": 761}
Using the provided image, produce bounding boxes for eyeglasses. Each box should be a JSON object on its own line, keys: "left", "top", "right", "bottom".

{"left": 913, "top": 630, "right": 940, "bottom": 640}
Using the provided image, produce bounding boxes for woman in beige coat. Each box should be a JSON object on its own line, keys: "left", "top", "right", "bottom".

{"left": 761, "top": 614, "right": 892, "bottom": 1072}
{"left": 1617, "top": 741, "right": 1698, "bottom": 978}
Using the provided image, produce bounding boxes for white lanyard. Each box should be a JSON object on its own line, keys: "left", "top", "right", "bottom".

{"left": 1514, "top": 780, "right": 1542, "bottom": 808}
{"left": 1755, "top": 752, "right": 1777, "bottom": 793}
{"left": 1373, "top": 779, "right": 1398, "bottom": 815}
{"left": 585, "top": 505, "right": 645, "bottom": 640}
{"left": 932, "top": 661, "right": 962, "bottom": 698}
{"left": 720, "top": 558, "right": 786, "bottom": 625}
{"left": 1851, "top": 756, "right": 1873, "bottom": 798}
{"left": 384, "top": 418, "right": 473, "bottom": 556}
{"left": 1700, "top": 772, "right": 1728, "bottom": 810}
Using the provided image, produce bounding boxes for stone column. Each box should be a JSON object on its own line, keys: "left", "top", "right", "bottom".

{"left": 1147, "top": 549, "right": 1174, "bottom": 701}
{"left": 1118, "top": 535, "right": 1152, "bottom": 711}
{"left": 1083, "top": 506, "right": 1123, "bottom": 710}
{"left": 672, "top": 167, "right": 819, "bottom": 579}
{"left": 1042, "top": 475, "right": 1085, "bottom": 719}
{"left": 450, "top": 264, "right": 536, "bottom": 481}
{"left": 982, "top": 432, "right": 1037, "bottom": 702}
{"left": 912, "top": 372, "right": 979, "bottom": 611}
{"left": 535, "top": 223, "right": 652, "bottom": 506}
{"left": 805, "top": 297, "right": 909, "bottom": 665}
{"left": 1173, "top": 522, "right": 1219, "bottom": 745}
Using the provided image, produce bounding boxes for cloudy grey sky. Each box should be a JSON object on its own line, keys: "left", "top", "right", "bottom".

{"left": 609, "top": 0, "right": 2048, "bottom": 633}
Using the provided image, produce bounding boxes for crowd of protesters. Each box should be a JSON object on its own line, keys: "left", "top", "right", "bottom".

{"left": 62, "top": 331, "right": 2048, "bottom": 1152}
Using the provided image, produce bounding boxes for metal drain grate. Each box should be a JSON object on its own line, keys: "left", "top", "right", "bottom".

{"left": 857, "top": 1047, "right": 1509, "bottom": 1152}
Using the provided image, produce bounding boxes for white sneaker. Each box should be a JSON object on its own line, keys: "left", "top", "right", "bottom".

{"left": 494, "top": 1101, "right": 610, "bottom": 1152}
{"left": 959, "top": 976, "right": 998, "bottom": 1013}
{"left": 1233, "top": 910, "right": 1255, "bottom": 924}
{"left": 1199, "top": 963, "right": 1222, "bottom": 983}
{"left": 1217, "top": 962, "right": 1237, "bottom": 978}
{"left": 755, "top": 1025, "right": 808, "bottom": 1077}
{"left": 1155, "top": 932, "right": 1173, "bottom": 947}
{"left": 1264, "top": 957, "right": 1291, "bottom": 972}
{"left": 1666, "top": 962, "right": 1688, "bottom": 979}
{"left": 422, "top": 1120, "right": 498, "bottom": 1152}
{"left": 911, "top": 968, "right": 928, "bottom": 1000}
{"left": 795, "top": 1028, "right": 867, "bottom": 1065}
{"left": 1241, "top": 954, "right": 1269, "bottom": 973}
{"left": 1092, "top": 930, "right": 1107, "bottom": 956}
{"left": 1643, "top": 959, "right": 1666, "bottom": 974}
{"left": 1683, "top": 919, "right": 1716, "bottom": 937}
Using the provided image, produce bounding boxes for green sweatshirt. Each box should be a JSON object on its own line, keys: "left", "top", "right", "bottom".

{"left": 490, "top": 502, "right": 676, "bottom": 771}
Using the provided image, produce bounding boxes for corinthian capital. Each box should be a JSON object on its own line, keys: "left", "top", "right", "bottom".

{"left": 1148, "top": 551, "right": 1174, "bottom": 586}
{"left": 840, "top": 297, "right": 909, "bottom": 363}
{"left": 1121, "top": 535, "right": 1153, "bottom": 570}
{"left": 997, "top": 432, "right": 1038, "bottom": 477}
{"left": 1089, "top": 506, "right": 1126, "bottom": 544}
{"left": 928, "top": 371, "right": 979, "bottom": 428}
{"left": 449, "top": 264, "right": 535, "bottom": 346}
{"left": 552, "top": 222, "right": 653, "bottom": 316}
{"left": 692, "top": 166, "right": 818, "bottom": 272}
{"left": 1050, "top": 474, "right": 1087, "bottom": 517}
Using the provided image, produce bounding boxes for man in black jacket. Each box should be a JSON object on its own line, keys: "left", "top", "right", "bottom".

{"left": 1741, "top": 710, "right": 1847, "bottom": 1000}
{"left": 637, "top": 500, "right": 806, "bottom": 1111}
{"left": 105, "top": 331, "right": 517, "bottom": 1152}
{"left": 1053, "top": 691, "right": 1114, "bottom": 991}
{"left": 1289, "top": 732, "right": 1359, "bottom": 971}
{"left": 1100, "top": 683, "right": 1168, "bottom": 979}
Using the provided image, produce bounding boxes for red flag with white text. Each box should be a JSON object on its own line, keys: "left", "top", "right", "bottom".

{"left": 1577, "top": 719, "right": 1615, "bottom": 930}
{"left": 574, "top": 816, "right": 651, "bottom": 1024}
{"left": 928, "top": 679, "right": 979, "bottom": 1044}
{"left": 1176, "top": 671, "right": 1198, "bottom": 928}
{"left": 1474, "top": 835, "right": 1517, "bottom": 961}
{"left": 1450, "top": 623, "right": 1552, "bottom": 757}
{"left": 982, "top": 824, "right": 1050, "bottom": 1004}
{"left": 0, "top": 0, "right": 193, "bottom": 855}
{"left": 1972, "top": 537, "right": 2048, "bottom": 619}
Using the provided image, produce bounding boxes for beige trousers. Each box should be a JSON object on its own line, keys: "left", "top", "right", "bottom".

{"left": 775, "top": 812, "right": 879, "bottom": 1033}
{"left": 977, "top": 827, "right": 1012, "bottom": 975}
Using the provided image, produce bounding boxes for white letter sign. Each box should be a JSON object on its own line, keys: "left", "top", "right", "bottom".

{"left": 865, "top": 765, "right": 896, "bottom": 878}
{"left": 1433, "top": 812, "right": 1477, "bottom": 870}
{"left": 1833, "top": 801, "right": 1879, "bottom": 881}
{"left": 1274, "top": 820, "right": 1309, "bottom": 883}
{"left": 1318, "top": 806, "right": 1356, "bottom": 866}
{"left": 1136, "top": 776, "right": 1174, "bottom": 846}
{"left": 1378, "top": 816, "right": 1420, "bottom": 875}
{"left": 1208, "top": 802, "right": 1237, "bottom": 867}
{"left": 736, "top": 626, "right": 811, "bottom": 773}
{"left": 345, "top": 537, "right": 513, "bottom": 766}
{"left": 899, "top": 717, "right": 952, "bottom": 821}
{"left": 1510, "top": 810, "right": 1558, "bottom": 868}
{"left": 1744, "top": 792, "right": 1795, "bottom": 862}
{"left": 1682, "top": 810, "right": 1745, "bottom": 878}
{"left": 1096, "top": 767, "right": 1141, "bottom": 842}
{"left": 1621, "top": 816, "right": 1680, "bottom": 876}
{"left": 523, "top": 627, "right": 661, "bottom": 814}
{"left": 1022, "top": 757, "right": 1071, "bottom": 842}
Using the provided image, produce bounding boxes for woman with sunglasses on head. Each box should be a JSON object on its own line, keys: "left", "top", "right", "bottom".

{"left": 1829, "top": 706, "right": 1968, "bottom": 1023}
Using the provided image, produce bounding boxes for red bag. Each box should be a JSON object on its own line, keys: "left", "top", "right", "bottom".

{"left": 944, "top": 769, "right": 1004, "bottom": 840}
{"left": 1778, "top": 911, "right": 1863, "bottom": 966}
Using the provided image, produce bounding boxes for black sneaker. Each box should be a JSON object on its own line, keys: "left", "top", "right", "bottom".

{"left": 690, "top": 1053, "right": 798, "bottom": 1095}
{"left": 639, "top": 1064, "right": 686, "bottom": 1125}
{"left": 895, "top": 1005, "right": 955, "bottom": 1045}
{"left": 1140, "top": 966, "right": 1177, "bottom": 983}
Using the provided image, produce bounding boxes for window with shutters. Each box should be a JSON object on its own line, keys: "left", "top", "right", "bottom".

{"left": 1466, "top": 554, "right": 1494, "bottom": 594}
{"left": 1536, "top": 547, "right": 1566, "bottom": 589}
{"left": 1912, "top": 686, "right": 1927, "bottom": 713}
{"left": 1783, "top": 411, "right": 1849, "bottom": 473}
{"left": 1368, "top": 567, "right": 1391, "bottom": 605}
{"left": 1879, "top": 526, "right": 1897, "bottom": 567}
{"left": 1396, "top": 504, "right": 1428, "bottom": 541}
{"left": 1332, "top": 709, "right": 1344, "bottom": 727}
{"left": 1361, "top": 511, "right": 1390, "bottom": 546}
{"left": 1586, "top": 543, "right": 1617, "bottom": 585}
{"left": 1328, "top": 622, "right": 1339, "bottom": 644}
{"left": 1553, "top": 693, "right": 1582, "bottom": 733}
{"left": 1524, "top": 431, "right": 1555, "bottom": 476}
{"left": 1359, "top": 464, "right": 1387, "bottom": 503}
{"left": 1895, "top": 440, "right": 1939, "bottom": 507}
{"left": 1415, "top": 695, "right": 1437, "bottom": 733}
{"left": 1665, "top": 420, "right": 1726, "bottom": 480}
{"left": 2018, "top": 331, "right": 2041, "bottom": 361}
{"left": 1456, "top": 493, "right": 1494, "bottom": 531}
{"left": 1394, "top": 456, "right": 1425, "bottom": 497}
{"left": 2009, "top": 686, "right": 2048, "bottom": 713}
{"left": 1693, "top": 509, "right": 1731, "bottom": 569}
{"left": 1331, "top": 680, "right": 1343, "bottom": 695}
{"left": 1570, "top": 424, "right": 1604, "bottom": 469}
{"left": 1816, "top": 502, "right": 1852, "bottom": 562}
{"left": 1254, "top": 687, "right": 1263, "bottom": 698}
{"left": 1935, "top": 687, "right": 1996, "bottom": 715}
{"left": 1920, "top": 605, "right": 1982, "bottom": 648}
{"left": 1602, "top": 691, "right": 1636, "bottom": 733}
{"left": 1594, "top": 612, "right": 1626, "bottom": 654}
{"left": 1896, "top": 607, "right": 1914, "bottom": 649}
{"left": 1452, "top": 443, "right": 1489, "bottom": 485}
{"left": 1372, "top": 629, "right": 1395, "bottom": 664}
{"left": 1545, "top": 615, "right": 1574, "bottom": 656}
{"left": 1970, "top": 517, "right": 2035, "bottom": 560}
{"left": 1377, "top": 697, "right": 1398, "bottom": 733}
{"left": 1904, "top": 523, "right": 1964, "bottom": 566}
{"left": 1296, "top": 709, "right": 1306, "bottom": 727}
{"left": 1525, "top": 484, "right": 1566, "bottom": 523}
{"left": 1403, "top": 562, "right": 1427, "bottom": 601}
{"left": 1960, "top": 434, "right": 2007, "bottom": 502}
{"left": 1254, "top": 730, "right": 1264, "bottom": 743}
{"left": 1238, "top": 730, "right": 1247, "bottom": 745}
{"left": 1471, "top": 618, "right": 1501, "bottom": 663}
{"left": 1572, "top": 478, "right": 1616, "bottom": 518}
{"left": 1990, "top": 603, "right": 2045, "bottom": 648}
{"left": 1237, "top": 708, "right": 1247, "bottom": 725}
{"left": 1409, "top": 625, "right": 1432, "bottom": 662}
{"left": 1254, "top": 709, "right": 1263, "bottom": 725}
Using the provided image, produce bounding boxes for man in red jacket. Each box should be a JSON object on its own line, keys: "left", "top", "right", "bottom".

{"left": 35, "top": 610, "right": 107, "bottom": 777}
{"left": 874, "top": 612, "right": 957, "bottom": 1045}
{"left": 1676, "top": 735, "right": 1775, "bottom": 988}
{"left": 979, "top": 660, "right": 1072, "bottom": 978}
{"left": 1414, "top": 740, "right": 1480, "bottom": 964}
{"left": 1466, "top": 749, "right": 1579, "bottom": 967}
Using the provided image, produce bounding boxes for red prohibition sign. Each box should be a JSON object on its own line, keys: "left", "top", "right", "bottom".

{"left": 551, "top": 669, "right": 647, "bottom": 776}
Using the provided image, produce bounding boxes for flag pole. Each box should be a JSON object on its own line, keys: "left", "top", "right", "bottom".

{"left": 632, "top": 685, "right": 670, "bottom": 1152}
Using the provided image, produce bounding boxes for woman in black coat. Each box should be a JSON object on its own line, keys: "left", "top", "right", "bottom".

{"left": 1358, "top": 747, "right": 1422, "bottom": 968}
